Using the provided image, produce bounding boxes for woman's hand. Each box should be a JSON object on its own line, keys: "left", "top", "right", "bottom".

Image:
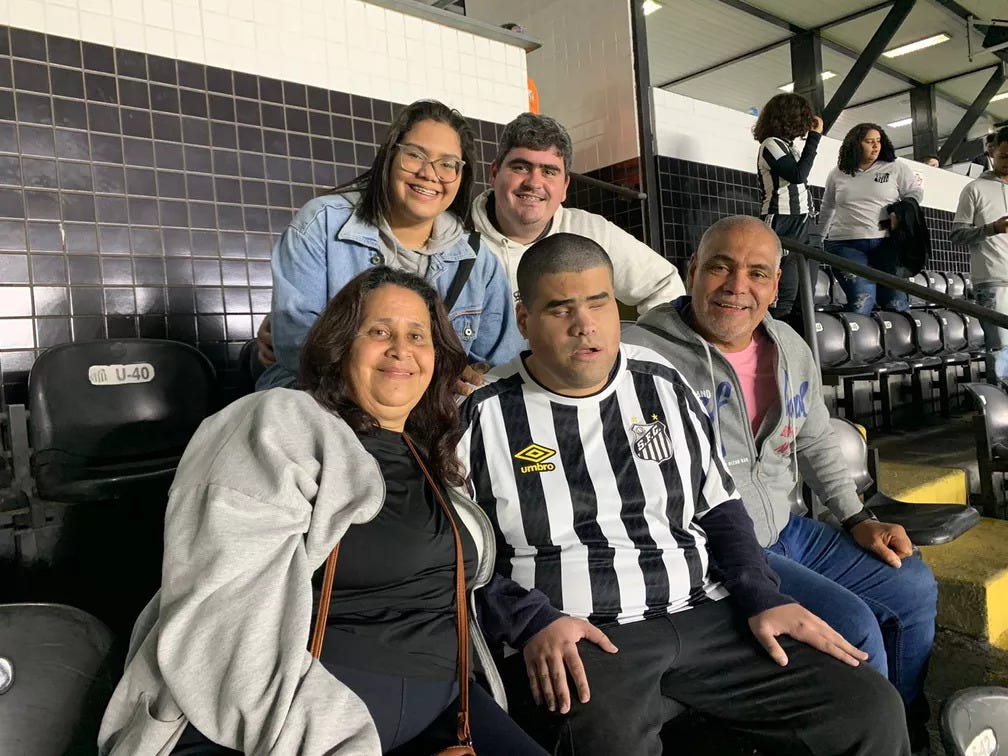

{"left": 810, "top": 116, "right": 824, "bottom": 134}
{"left": 888, "top": 211, "right": 900, "bottom": 231}
{"left": 455, "top": 362, "right": 489, "bottom": 396}
{"left": 256, "top": 315, "right": 276, "bottom": 367}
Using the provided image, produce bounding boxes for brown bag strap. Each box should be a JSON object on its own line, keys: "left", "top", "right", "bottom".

{"left": 309, "top": 543, "right": 339, "bottom": 659}
{"left": 308, "top": 434, "right": 471, "bottom": 747}
{"left": 402, "top": 434, "right": 471, "bottom": 747}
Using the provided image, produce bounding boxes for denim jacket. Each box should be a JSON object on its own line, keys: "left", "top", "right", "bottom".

{"left": 258, "top": 193, "right": 525, "bottom": 389}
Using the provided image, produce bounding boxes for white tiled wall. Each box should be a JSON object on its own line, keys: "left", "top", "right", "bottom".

{"left": 1, "top": 0, "right": 529, "bottom": 124}
{"left": 653, "top": 88, "right": 971, "bottom": 214}
{"left": 467, "top": 0, "right": 639, "bottom": 174}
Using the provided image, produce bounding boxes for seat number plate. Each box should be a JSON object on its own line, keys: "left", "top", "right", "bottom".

{"left": 88, "top": 363, "right": 155, "bottom": 385}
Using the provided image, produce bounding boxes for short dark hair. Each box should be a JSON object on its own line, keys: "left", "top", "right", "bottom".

{"left": 300, "top": 267, "right": 468, "bottom": 487}
{"left": 516, "top": 233, "right": 613, "bottom": 305}
{"left": 336, "top": 100, "right": 478, "bottom": 229}
{"left": 986, "top": 132, "right": 998, "bottom": 146}
{"left": 837, "top": 123, "right": 897, "bottom": 176}
{"left": 695, "top": 216, "right": 782, "bottom": 267}
{"left": 994, "top": 127, "right": 1008, "bottom": 148}
{"left": 494, "top": 113, "right": 573, "bottom": 173}
{"left": 752, "top": 93, "right": 815, "bottom": 143}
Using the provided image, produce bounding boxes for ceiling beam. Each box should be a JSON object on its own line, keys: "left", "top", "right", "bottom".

{"left": 938, "top": 62, "right": 1007, "bottom": 164}
{"left": 817, "top": 1, "right": 897, "bottom": 31}
{"left": 704, "top": 0, "right": 984, "bottom": 117}
{"left": 821, "top": 0, "right": 916, "bottom": 131}
{"left": 657, "top": 38, "right": 790, "bottom": 89}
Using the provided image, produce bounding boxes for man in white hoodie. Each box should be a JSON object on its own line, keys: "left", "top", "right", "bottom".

{"left": 471, "top": 112, "right": 684, "bottom": 311}
{"left": 951, "top": 126, "right": 1008, "bottom": 382}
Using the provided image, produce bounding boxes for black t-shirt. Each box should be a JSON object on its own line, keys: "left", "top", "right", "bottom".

{"left": 316, "top": 428, "right": 477, "bottom": 679}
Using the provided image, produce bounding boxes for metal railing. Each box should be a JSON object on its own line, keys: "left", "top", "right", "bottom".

{"left": 785, "top": 237, "right": 1008, "bottom": 371}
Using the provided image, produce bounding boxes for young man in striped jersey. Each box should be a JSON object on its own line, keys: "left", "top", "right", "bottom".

{"left": 623, "top": 215, "right": 936, "bottom": 753}
{"left": 462, "top": 232, "right": 909, "bottom": 755}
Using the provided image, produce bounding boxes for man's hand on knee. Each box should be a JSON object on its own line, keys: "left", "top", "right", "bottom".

{"left": 256, "top": 315, "right": 276, "bottom": 367}
{"left": 850, "top": 520, "right": 914, "bottom": 568}
{"left": 749, "top": 603, "right": 869, "bottom": 668}
{"left": 522, "top": 617, "right": 617, "bottom": 714}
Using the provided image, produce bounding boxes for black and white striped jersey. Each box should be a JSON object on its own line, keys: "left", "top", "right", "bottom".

{"left": 757, "top": 133, "right": 820, "bottom": 217}
{"left": 458, "top": 344, "right": 733, "bottom": 626}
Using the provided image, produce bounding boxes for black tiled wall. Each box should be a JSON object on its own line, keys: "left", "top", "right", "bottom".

{"left": 566, "top": 158, "right": 648, "bottom": 246}
{"left": 655, "top": 155, "right": 969, "bottom": 276}
{"left": 0, "top": 25, "right": 504, "bottom": 404}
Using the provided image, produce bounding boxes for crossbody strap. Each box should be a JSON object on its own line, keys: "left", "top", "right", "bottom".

{"left": 442, "top": 231, "right": 480, "bottom": 311}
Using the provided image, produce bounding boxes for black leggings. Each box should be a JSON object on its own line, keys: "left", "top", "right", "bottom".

{"left": 764, "top": 213, "right": 816, "bottom": 325}
{"left": 171, "top": 666, "right": 547, "bottom": 755}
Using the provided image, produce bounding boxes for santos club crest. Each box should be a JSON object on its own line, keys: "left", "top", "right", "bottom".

{"left": 629, "top": 420, "right": 673, "bottom": 463}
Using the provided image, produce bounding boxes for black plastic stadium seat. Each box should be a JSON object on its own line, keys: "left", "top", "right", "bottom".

{"left": 910, "top": 311, "right": 971, "bottom": 417}
{"left": 27, "top": 339, "right": 216, "bottom": 502}
{"left": 874, "top": 310, "right": 944, "bottom": 417}
{"left": 815, "top": 312, "right": 909, "bottom": 430}
{"left": 0, "top": 603, "right": 116, "bottom": 756}
{"left": 237, "top": 337, "right": 267, "bottom": 396}
{"left": 908, "top": 272, "right": 932, "bottom": 309}
{"left": 828, "top": 417, "right": 979, "bottom": 545}
{"left": 941, "top": 686, "right": 1008, "bottom": 756}
{"left": 963, "top": 383, "right": 1008, "bottom": 518}
{"left": 945, "top": 272, "right": 966, "bottom": 299}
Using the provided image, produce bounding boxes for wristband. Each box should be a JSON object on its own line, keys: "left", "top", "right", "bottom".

{"left": 842, "top": 509, "right": 878, "bottom": 532}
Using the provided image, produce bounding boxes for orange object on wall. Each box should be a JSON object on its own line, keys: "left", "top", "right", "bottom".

{"left": 527, "top": 77, "right": 539, "bottom": 113}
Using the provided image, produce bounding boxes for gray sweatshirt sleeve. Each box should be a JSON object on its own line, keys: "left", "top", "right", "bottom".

{"left": 810, "top": 170, "right": 837, "bottom": 244}
{"left": 793, "top": 361, "right": 864, "bottom": 522}
{"left": 897, "top": 159, "right": 924, "bottom": 204}
{"left": 153, "top": 397, "right": 382, "bottom": 754}
{"left": 605, "top": 221, "right": 686, "bottom": 314}
{"left": 950, "top": 185, "right": 994, "bottom": 246}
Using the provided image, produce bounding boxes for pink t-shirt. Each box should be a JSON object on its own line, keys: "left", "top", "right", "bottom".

{"left": 721, "top": 328, "right": 778, "bottom": 437}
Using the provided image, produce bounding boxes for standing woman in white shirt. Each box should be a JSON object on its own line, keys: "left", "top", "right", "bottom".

{"left": 816, "top": 123, "right": 924, "bottom": 315}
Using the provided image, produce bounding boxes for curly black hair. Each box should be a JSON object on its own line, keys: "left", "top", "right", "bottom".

{"left": 837, "top": 123, "right": 896, "bottom": 176}
{"left": 752, "top": 93, "right": 815, "bottom": 143}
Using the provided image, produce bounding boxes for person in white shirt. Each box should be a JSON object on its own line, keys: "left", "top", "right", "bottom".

{"left": 814, "top": 123, "right": 924, "bottom": 315}
{"left": 470, "top": 112, "right": 684, "bottom": 312}
{"left": 951, "top": 126, "right": 1008, "bottom": 382}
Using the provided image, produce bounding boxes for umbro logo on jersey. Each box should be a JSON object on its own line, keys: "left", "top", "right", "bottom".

{"left": 514, "top": 443, "right": 557, "bottom": 474}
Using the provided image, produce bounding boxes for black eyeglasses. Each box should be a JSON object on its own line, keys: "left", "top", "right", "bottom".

{"left": 394, "top": 144, "right": 465, "bottom": 182}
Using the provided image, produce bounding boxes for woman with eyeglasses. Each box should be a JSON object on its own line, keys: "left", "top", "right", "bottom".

{"left": 258, "top": 99, "right": 524, "bottom": 391}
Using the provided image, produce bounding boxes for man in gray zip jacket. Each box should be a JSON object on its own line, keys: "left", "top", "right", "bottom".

{"left": 623, "top": 215, "right": 937, "bottom": 752}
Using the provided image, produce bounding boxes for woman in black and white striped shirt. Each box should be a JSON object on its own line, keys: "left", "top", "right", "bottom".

{"left": 753, "top": 93, "right": 823, "bottom": 322}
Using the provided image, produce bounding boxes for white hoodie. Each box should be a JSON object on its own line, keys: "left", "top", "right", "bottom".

{"left": 471, "top": 190, "right": 685, "bottom": 311}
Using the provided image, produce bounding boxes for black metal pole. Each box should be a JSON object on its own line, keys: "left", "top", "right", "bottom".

{"left": 794, "top": 252, "right": 820, "bottom": 370}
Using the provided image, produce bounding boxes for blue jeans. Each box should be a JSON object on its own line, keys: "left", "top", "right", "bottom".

{"left": 826, "top": 237, "right": 909, "bottom": 315}
{"left": 974, "top": 283, "right": 1008, "bottom": 382}
{"left": 765, "top": 514, "right": 937, "bottom": 706}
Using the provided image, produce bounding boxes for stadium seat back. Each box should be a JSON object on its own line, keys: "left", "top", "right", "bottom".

{"left": 841, "top": 313, "right": 885, "bottom": 364}
{"left": 814, "top": 313, "right": 849, "bottom": 368}
{"left": 27, "top": 339, "right": 216, "bottom": 501}
{"left": 0, "top": 603, "right": 116, "bottom": 756}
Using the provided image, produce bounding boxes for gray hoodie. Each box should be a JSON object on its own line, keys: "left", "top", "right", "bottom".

{"left": 623, "top": 299, "right": 863, "bottom": 547}
{"left": 98, "top": 389, "right": 505, "bottom": 755}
